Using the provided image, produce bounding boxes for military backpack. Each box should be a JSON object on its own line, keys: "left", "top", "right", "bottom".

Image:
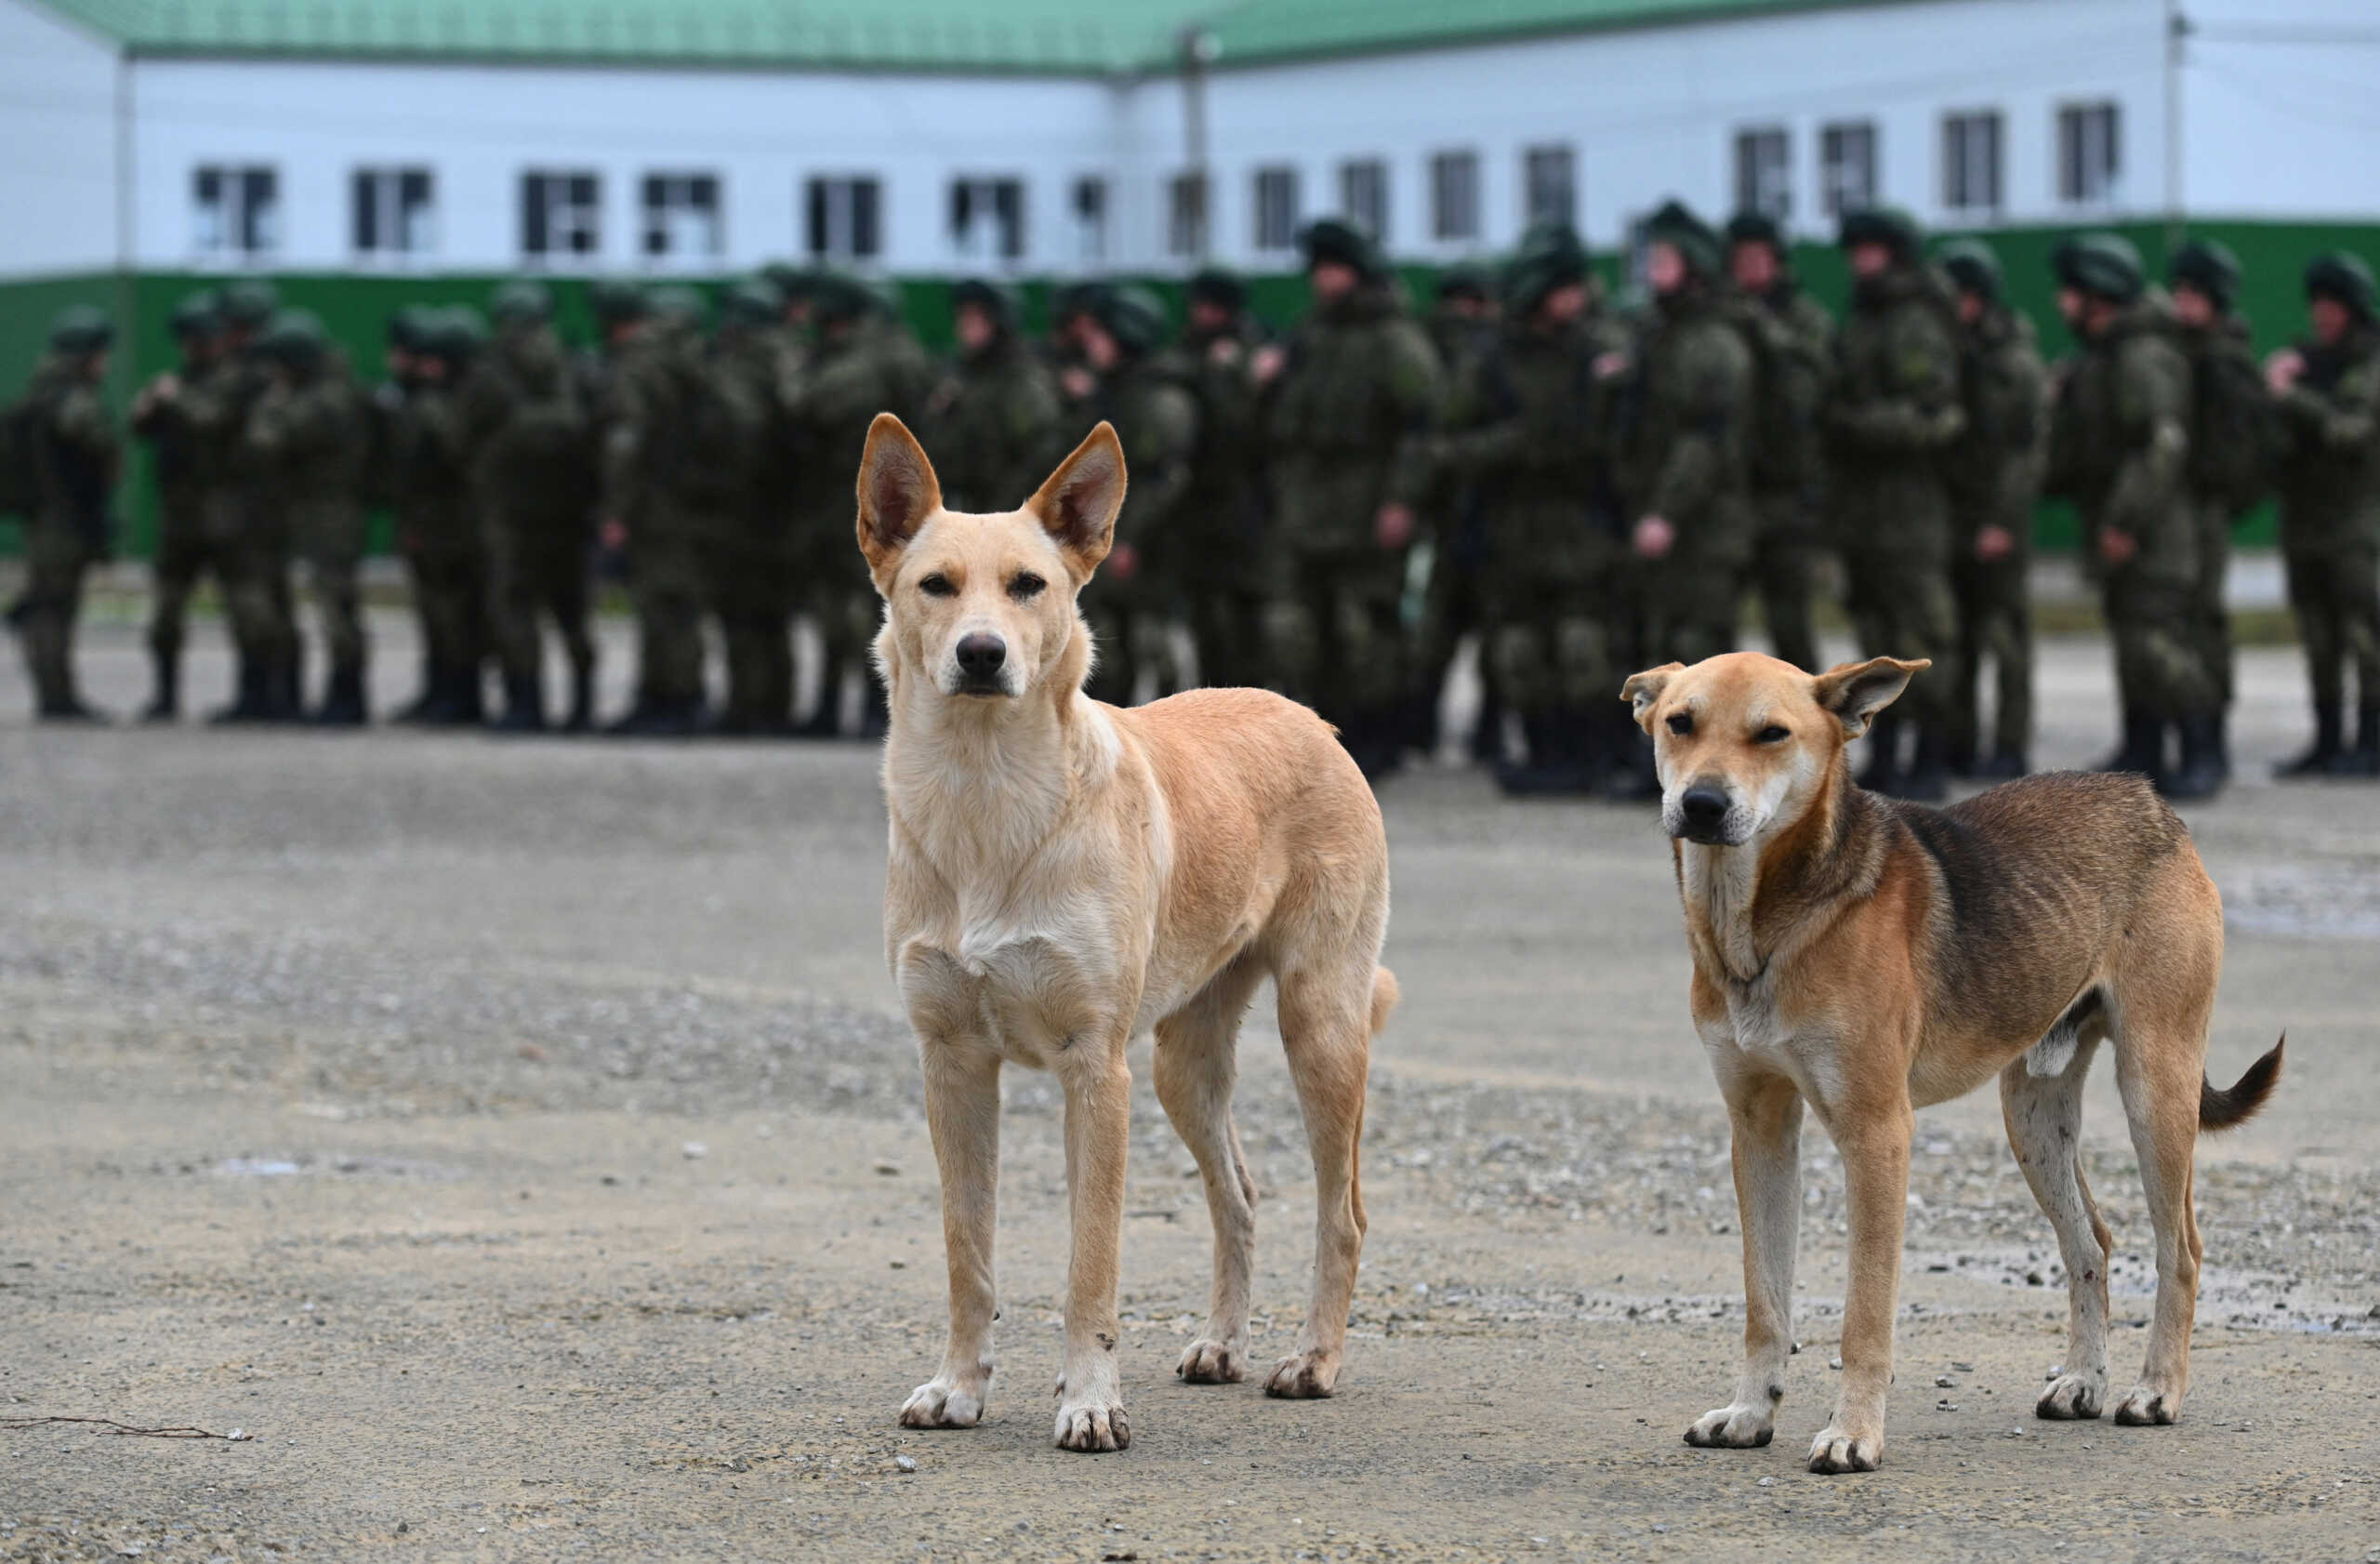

{"left": 2186, "top": 329, "right": 2280, "bottom": 517}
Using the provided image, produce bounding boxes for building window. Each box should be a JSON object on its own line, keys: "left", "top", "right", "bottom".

{"left": 1734, "top": 127, "right": 1790, "bottom": 221}
{"left": 193, "top": 165, "right": 279, "bottom": 258}
{"left": 949, "top": 176, "right": 1025, "bottom": 263}
{"left": 1071, "top": 176, "right": 1107, "bottom": 266}
{"left": 1339, "top": 158, "right": 1389, "bottom": 243}
{"left": 807, "top": 176, "right": 882, "bottom": 262}
{"left": 1942, "top": 111, "right": 2003, "bottom": 214}
{"left": 2058, "top": 102, "right": 2122, "bottom": 205}
{"left": 1253, "top": 166, "right": 1299, "bottom": 252}
{"left": 1167, "top": 171, "right": 1209, "bottom": 258}
{"left": 641, "top": 173, "right": 721, "bottom": 262}
{"left": 1430, "top": 150, "right": 1479, "bottom": 242}
{"left": 1523, "top": 144, "right": 1575, "bottom": 228}
{"left": 521, "top": 170, "right": 601, "bottom": 260}
{"left": 351, "top": 166, "right": 433, "bottom": 258}
{"left": 1819, "top": 121, "right": 1876, "bottom": 218}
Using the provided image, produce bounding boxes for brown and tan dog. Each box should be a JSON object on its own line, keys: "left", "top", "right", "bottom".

{"left": 860, "top": 414, "right": 1397, "bottom": 1453}
{"left": 1621, "top": 651, "right": 2281, "bottom": 1474}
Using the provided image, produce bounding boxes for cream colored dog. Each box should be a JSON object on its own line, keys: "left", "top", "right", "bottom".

{"left": 860, "top": 414, "right": 1397, "bottom": 1453}
{"left": 1622, "top": 651, "right": 2281, "bottom": 1474}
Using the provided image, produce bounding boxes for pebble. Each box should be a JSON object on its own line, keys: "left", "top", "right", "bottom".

{"left": 682, "top": 1142, "right": 707, "bottom": 1160}
{"left": 895, "top": 1454, "right": 918, "bottom": 1473}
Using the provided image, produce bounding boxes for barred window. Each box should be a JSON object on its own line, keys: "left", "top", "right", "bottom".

{"left": 1253, "top": 166, "right": 1299, "bottom": 252}
{"left": 1430, "top": 150, "right": 1479, "bottom": 242}
{"left": 807, "top": 176, "right": 882, "bottom": 262}
{"left": 194, "top": 165, "right": 280, "bottom": 258}
{"left": 1942, "top": 112, "right": 2003, "bottom": 214}
{"left": 1523, "top": 144, "right": 1576, "bottom": 228}
{"left": 352, "top": 166, "right": 433, "bottom": 258}
{"left": 1819, "top": 121, "right": 1876, "bottom": 218}
{"left": 1339, "top": 158, "right": 1389, "bottom": 243}
{"left": 520, "top": 170, "right": 600, "bottom": 260}
{"left": 1733, "top": 127, "right": 1790, "bottom": 222}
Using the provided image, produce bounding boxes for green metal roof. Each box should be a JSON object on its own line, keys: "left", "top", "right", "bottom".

{"left": 30, "top": 0, "right": 1857, "bottom": 73}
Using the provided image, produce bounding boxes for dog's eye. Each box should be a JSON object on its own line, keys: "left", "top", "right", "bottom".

{"left": 1008, "top": 572, "right": 1046, "bottom": 600}
{"left": 918, "top": 573, "right": 957, "bottom": 598}
{"left": 1755, "top": 724, "right": 1790, "bottom": 744}
{"left": 1666, "top": 712, "right": 1693, "bottom": 736}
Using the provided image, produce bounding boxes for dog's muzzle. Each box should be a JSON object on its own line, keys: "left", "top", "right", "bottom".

{"left": 950, "top": 632, "right": 1011, "bottom": 697}
{"left": 1669, "top": 782, "right": 1741, "bottom": 846}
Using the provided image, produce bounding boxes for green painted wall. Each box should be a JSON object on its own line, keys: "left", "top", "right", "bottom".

{"left": 6, "top": 217, "right": 2376, "bottom": 558}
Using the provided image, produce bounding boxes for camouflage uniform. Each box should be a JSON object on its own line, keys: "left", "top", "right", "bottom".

{"left": 390, "top": 309, "right": 491, "bottom": 726}
{"left": 246, "top": 311, "right": 371, "bottom": 724}
{"left": 463, "top": 284, "right": 599, "bottom": 732}
{"left": 1266, "top": 219, "right": 1442, "bottom": 771}
{"left": 927, "top": 280, "right": 1066, "bottom": 515}
{"left": 1826, "top": 209, "right": 1967, "bottom": 795}
{"left": 1175, "top": 272, "right": 1275, "bottom": 692}
{"left": 707, "top": 282, "right": 802, "bottom": 734}
{"left": 190, "top": 283, "right": 299, "bottom": 722}
{"left": 129, "top": 294, "right": 223, "bottom": 721}
{"left": 2271, "top": 252, "right": 2380, "bottom": 775}
{"left": 1938, "top": 241, "right": 2046, "bottom": 776}
{"left": 1079, "top": 286, "right": 1199, "bottom": 707}
{"left": 11, "top": 311, "right": 118, "bottom": 719}
{"left": 1413, "top": 261, "right": 1504, "bottom": 753}
{"left": 1725, "top": 215, "right": 1835, "bottom": 674}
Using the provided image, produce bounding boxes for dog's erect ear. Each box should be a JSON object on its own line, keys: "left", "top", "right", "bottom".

{"left": 1026, "top": 421, "right": 1126, "bottom": 575}
{"left": 1620, "top": 664, "right": 1686, "bottom": 735}
{"left": 1812, "top": 656, "right": 1930, "bottom": 738}
{"left": 855, "top": 413, "right": 944, "bottom": 577}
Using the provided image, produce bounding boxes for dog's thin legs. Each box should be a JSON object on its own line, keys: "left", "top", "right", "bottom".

{"left": 900, "top": 1039, "right": 1004, "bottom": 1431}
{"left": 1155, "top": 959, "right": 1267, "bottom": 1385}
{"left": 2110, "top": 1017, "right": 2207, "bottom": 1426}
{"left": 1264, "top": 965, "right": 1372, "bottom": 1399}
{"left": 1687, "top": 1069, "right": 1803, "bottom": 1450}
{"left": 1808, "top": 1089, "right": 1911, "bottom": 1475}
{"left": 2001, "top": 1039, "right": 2114, "bottom": 1420}
{"left": 1052, "top": 1029, "right": 1135, "bottom": 1451}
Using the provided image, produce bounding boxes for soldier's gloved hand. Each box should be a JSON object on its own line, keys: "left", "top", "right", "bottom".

{"left": 1250, "top": 345, "right": 1288, "bottom": 386}
{"left": 2098, "top": 529, "right": 2138, "bottom": 568}
{"left": 1976, "top": 524, "right": 2016, "bottom": 563}
{"left": 1374, "top": 503, "right": 1416, "bottom": 550}
{"left": 1633, "top": 515, "right": 1676, "bottom": 561}
{"left": 1106, "top": 542, "right": 1141, "bottom": 582}
{"left": 601, "top": 518, "right": 628, "bottom": 552}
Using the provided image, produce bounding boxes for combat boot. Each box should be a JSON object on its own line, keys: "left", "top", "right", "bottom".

{"left": 1604, "top": 726, "right": 1664, "bottom": 802}
{"left": 2158, "top": 716, "right": 2227, "bottom": 802}
{"left": 1895, "top": 727, "right": 1950, "bottom": 803}
{"left": 1495, "top": 714, "right": 1567, "bottom": 797}
{"left": 392, "top": 656, "right": 442, "bottom": 724}
{"left": 209, "top": 659, "right": 270, "bottom": 724}
{"left": 449, "top": 663, "right": 487, "bottom": 726}
{"left": 1856, "top": 711, "right": 1901, "bottom": 794}
{"left": 141, "top": 650, "right": 179, "bottom": 723}
{"left": 1970, "top": 748, "right": 2029, "bottom": 782}
{"left": 262, "top": 646, "right": 303, "bottom": 723}
{"left": 2096, "top": 713, "right": 2163, "bottom": 776}
{"left": 563, "top": 661, "right": 597, "bottom": 735}
{"left": 311, "top": 666, "right": 368, "bottom": 727}
{"left": 2275, "top": 701, "right": 2344, "bottom": 779}
{"left": 490, "top": 674, "right": 547, "bottom": 735}
{"left": 2334, "top": 705, "right": 2380, "bottom": 777}
{"left": 2212, "top": 709, "right": 2233, "bottom": 783}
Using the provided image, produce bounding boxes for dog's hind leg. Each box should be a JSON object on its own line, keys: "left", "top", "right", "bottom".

{"left": 2001, "top": 1034, "right": 2113, "bottom": 1420}
{"left": 2109, "top": 982, "right": 2217, "bottom": 1424}
{"left": 1263, "top": 959, "right": 1376, "bottom": 1399}
{"left": 1687, "top": 1067, "right": 1803, "bottom": 1451}
{"left": 1155, "top": 956, "right": 1269, "bottom": 1385}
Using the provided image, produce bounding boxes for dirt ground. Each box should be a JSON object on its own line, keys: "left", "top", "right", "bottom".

{"left": 3, "top": 619, "right": 2376, "bottom": 1563}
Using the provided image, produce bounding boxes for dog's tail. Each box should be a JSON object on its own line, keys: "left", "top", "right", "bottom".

{"left": 1368, "top": 966, "right": 1400, "bottom": 1038}
{"left": 2199, "top": 1035, "right": 2284, "bottom": 1132}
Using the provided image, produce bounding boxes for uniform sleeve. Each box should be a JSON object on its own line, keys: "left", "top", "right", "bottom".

{"left": 54, "top": 383, "right": 121, "bottom": 484}
{"left": 1113, "top": 383, "right": 1199, "bottom": 550}
{"left": 1430, "top": 349, "right": 1526, "bottom": 479}
{"left": 601, "top": 354, "right": 654, "bottom": 518}
{"left": 1650, "top": 323, "right": 1752, "bottom": 528}
{"left": 2278, "top": 356, "right": 2380, "bottom": 453}
{"left": 1006, "top": 363, "right": 1069, "bottom": 503}
{"left": 1996, "top": 343, "right": 2051, "bottom": 528}
{"left": 1382, "top": 320, "right": 1445, "bottom": 509}
{"left": 1828, "top": 306, "right": 1966, "bottom": 454}
{"left": 2102, "top": 338, "right": 2191, "bottom": 541}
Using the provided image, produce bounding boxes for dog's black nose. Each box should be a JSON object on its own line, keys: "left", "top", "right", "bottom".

{"left": 955, "top": 634, "right": 1007, "bottom": 679}
{"left": 1679, "top": 785, "right": 1731, "bottom": 838}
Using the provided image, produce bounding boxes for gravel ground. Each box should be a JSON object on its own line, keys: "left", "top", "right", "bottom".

{"left": 2, "top": 619, "right": 2377, "bottom": 1562}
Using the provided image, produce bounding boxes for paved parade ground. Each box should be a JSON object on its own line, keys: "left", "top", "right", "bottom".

{"left": 3, "top": 619, "right": 2375, "bottom": 1562}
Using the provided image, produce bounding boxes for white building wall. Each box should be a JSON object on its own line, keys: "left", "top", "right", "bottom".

{"left": 0, "top": 0, "right": 122, "bottom": 279}
{"left": 2180, "top": 0, "right": 2380, "bottom": 220}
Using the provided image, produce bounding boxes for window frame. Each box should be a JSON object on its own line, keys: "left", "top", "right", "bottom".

{"left": 192, "top": 163, "right": 281, "bottom": 260}
{"left": 351, "top": 166, "right": 436, "bottom": 262}
{"left": 1818, "top": 120, "right": 1877, "bottom": 219}
{"left": 1167, "top": 170, "right": 1210, "bottom": 258}
{"left": 1252, "top": 165, "right": 1300, "bottom": 253}
{"left": 520, "top": 168, "right": 602, "bottom": 264}
{"left": 1733, "top": 126, "right": 1792, "bottom": 223}
{"left": 947, "top": 174, "right": 1028, "bottom": 265}
{"left": 1070, "top": 174, "right": 1108, "bottom": 267}
{"left": 1430, "top": 148, "right": 1480, "bottom": 243}
{"left": 1522, "top": 143, "right": 1576, "bottom": 229}
{"left": 640, "top": 170, "right": 724, "bottom": 265}
{"left": 1940, "top": 109, "right": 2004, "bottom": 216}
{"left": 1338, "top": 157, "right": 1389, "bottom": 245}
{"left": 805, "top": 174, "right": 884, "bottom": 263}
{"left": 2056, "top": 100, "right": 2122, "bottom": 207}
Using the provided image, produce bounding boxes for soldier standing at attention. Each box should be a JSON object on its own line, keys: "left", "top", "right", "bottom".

{"left": 706, "top": 280, "right": 800, "bottom": 736}
{"left": 2168, "top": 239, "right": 2276, "bottom": 779}
{"left": 1077, "top": 285, "right": 1200, "bottom": 707}
{"left": 1724, "top": 210, "right": 1834, "bottom": 674}
{"left": 247, "top": 311, "right": 371, "bottom": 726}
{"left": 1260, "top": 218, "right": 1442, "bottom": 778}
{"left": 1413, "top": 259, "right": 1504, "bottom": 758}
{"left": 2049, "top": 233, "right": 2221, "bottom": 799}
{"left": 390, "top": 308, "right": 492, "bottom": 726}
{"left": 926, "top": 278, "right": 1065, "bottom": 515}
{"left": 193, "top": 281, "right": 299, "bottom": 722}
{"left": 8, "top": 307, "right": 119, "bottom": 721}
{"left": 2267, "top": 251, "right": 2380, "bottom": 777}
{"left": 1434, "top": 223, "right": 1620, "bottom": 794}
{"left": 375, "top": 306, "right": 442, "bottom": 722}
{"left": 1174, "top": 267, "right": 1274, "bottom": 693}
{"left": 1825, "top": 206, "right": 1966, "bottom": 800}
{"left": 1937, "top": 239, "right": 2046, "bottom": 780}
{"left": 129, "top": 291, "right": 223, "bottom": 722}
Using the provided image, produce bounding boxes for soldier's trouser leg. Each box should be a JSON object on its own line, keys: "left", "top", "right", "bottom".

{"left": 1644, "top": 554, "right": 1743, "bottom": 668}
{"left": 416, "top": 548, "right": 481, "bottom": 696}
{"left": 486, "top": 516, "right": 548, "bottom": 691}
{"left": 1327, "top": 550, "right": 1412, "bottom": 741}
{"left": 633, "top": 540, "right": 707, "bottom": 709}
{"left": 1981, "top": 572, "right": 2033, "bottom": 760}
{"left": 1756, "top": 510, "right": 1822, "bottom": 673}
{"left": 302, "top": 528, "right": 367, "bottom": 683}
{"left": 1858, "top": 557, "right": 1960, "bottom": 733}
{"left": 2196, "top": 503, "right": 2235, "bottom": 709}
{"left": 2107, "top": 575, "right": 2217, "bottom": 722}
{"left": 147, "top": 524, "right": 205, "bottom": 669}
{"left": 20, "top": 524, "right": 90, "bottom": 712}
{"left": 2283, "top": 550, "right": 2346, "bottom": 719}
{"left": 1082, "top": 589, "right": 1137, "bottom": 707}
{"left": 222, "top": 527, "right": 298, "bottom": 710}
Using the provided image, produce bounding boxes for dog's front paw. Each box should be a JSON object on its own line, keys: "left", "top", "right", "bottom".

{"left": 1053, "top": 1398, "right": 1130, "bottom": 1452}
{"left": 2036, "top": 1372, "right": 2106, "bottom": 1421}
{"left": 1263, "top": 1348, "right": 1340, "bottom": 1398}
{"left": 1806, "top": 1424, "right": 1884, "bottom": 1474}
{"left": 1177, "top": 1336, "right": 1248, "bottom": 1385}
{"left": 1686, "top": 1402, "right": 1776, "bottom": 1449}
{"left": 900, "top": 1376, "right": 986, "bottom": 1430}
{"left": 2112, "top": 1385, "right": 2180, "bottom": 1425}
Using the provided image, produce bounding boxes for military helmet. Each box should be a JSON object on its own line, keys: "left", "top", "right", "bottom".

{"left": 2306, "top": 250, "right": 2377, "bottom": 322}
{"left": 169, "top": 289, "right": 221, "bottom": 339}
{"left": 1051, "top": 279, "right": 1114, "bottom": 327}
{"left": 587, "top": 278, "right": 652, "bottom": 325}
{"left": 862, "top": 275, "right": 905, "bottom": 321}
{"left": 2065, "top": 232, "right": 2145, "bottom": 303}
{"left": 1091, "top": 285, "right": 1170, "bottom": 356}
{"left": 1299, "top": 217, "right": 1387, "bottom": 281}
{"left": 648, "top": 284, "right": 707, "bottom": 329}
{"left": 218, "top": 279, "right": 279, "bottom": 329}
{"left": 1837, "top": 205, "right": 1923, "bottom": 261}
{"left": 761, "top": 261, "right": 823, "bottom": 304}
{"left": 427, "top": 305, "right": 488, "bottom": 364}
{"left": 721, "top": 278, "right": 785, "bottom": 327}
{"left": 47, "top": 304, "right": 113, "bottom": 356}
{"left": 1435, "top": 259, "right": 1494, "bottom": 304}
{"left": 1936, "top": 238, "right": 2003, "bottom": 302}
{"left": 490, "top": 279, "right": 554, "bottom": 325}
{"left": 1187, "top": 267, "right": 1247, "bottom": 311}
{"left": 1645, "top": 199, "right": 1723, "bottom": 279}
{"left": 1725, "top": 210, "right": 1785, "bottom": 251}
{"left": 387, "top": 304, "right": 441, "bottom": 352}
{"left": 2167, "top": 238, "right": 2242, "bottom": 311}
{"left": 1504, "top": 223, "right": 1589, "bottom": 314}
{"left": 803, "top": 270, "right": 873, "bottom": 325}
{"left": 258, "top": 308, "right": 329, "bottom": 368}
{"left": 950, "top": 277, "right": 1019, "bottom": 331}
